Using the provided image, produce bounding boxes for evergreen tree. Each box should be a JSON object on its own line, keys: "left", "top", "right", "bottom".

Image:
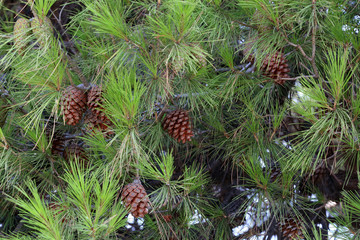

{"left": 0, "top": 0, "right": 360, "bottom": 239}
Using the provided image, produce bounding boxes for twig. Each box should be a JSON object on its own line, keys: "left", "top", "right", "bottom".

{"left": 263, "top": 215, "right": 277, "bottom": 238}
{"left": 299, "top": 62, "right": 314, "bottom": 74}
{"left": 279, "top": 75, "right": 316, "bottom": 81}
{"left": 48, "top": 156, "right": 65, "bottom": 189}
{"left": 215, "top": 63, "right": 252, "bottom": 72}
{"left": 49, "top": 4, "right": 78, "bottom": 55}
{"left": 286, "top": 41, "right": 312, "bottom": 61}
{"left": 278, "top": 1, "right": 319, "bottom": 78}
{"left": 311, "top": 0, "right": 319, "bottom": 78}
{"left": 62, "top": 132, "right": 84, "bottom": 140}
{"left": 174, "top": 92, "right": 204, "bottom": 98}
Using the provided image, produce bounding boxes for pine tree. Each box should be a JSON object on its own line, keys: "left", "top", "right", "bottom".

{"left": 0, "top": 0, "right": 360, "bottom": 239}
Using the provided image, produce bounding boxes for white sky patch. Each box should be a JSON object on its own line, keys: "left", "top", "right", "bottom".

{"left": 125, "top": 214, "right": 135, "bottom": 230}
{"left": 342, "top": 25, "right": 351, "bottom": 31}
{"left": 259, "top": 157, "right": 266, "bottom": 168}
{"left": 137, "top": 218, "right": 144, "bottom": 225}
{"left": 189, "top": 209, "right": 206, "bottom": 225}
{"left": 127, "top": 214, "right": 135, "bottom": 224}
{"left": 282, "top": 140, "right": 292, "bottom": 149}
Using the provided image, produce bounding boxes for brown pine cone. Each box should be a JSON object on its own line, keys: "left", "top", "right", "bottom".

{"left": 260, "top": 51, "right": 290, "bottom": 85}
{"left": 84, "top": 110, "right": 107, "bottom": 129}
{"left": 51, "top": 135, "right": 66, "bottom": 157}
{"left": 162, "top": 109, "right": 194, "bottom": 143}
{"left": 61, "top": 86, "right": 87, "bottom": 126}
{"left": 64, "top": 142, "right": 87, "bottom": 162}
{"left": 311, "top": 164, "right": 328, "bottom": 183}
{"left": 172, "top": 57, "right": 185, "bottom": 74}
{"left": 280, "top": 217, "right": 304, "bottom": 240}
{"left": 83, "top": 110, "right": 113, "bottom": 137}
{"left": 87, "top": 85, "right": 109, "bottom": 123}
{"left": 121, "top": 179, "right": 150, "bottom": 218}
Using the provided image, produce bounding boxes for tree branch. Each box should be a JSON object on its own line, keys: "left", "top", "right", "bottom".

{"left": 311, "top": 0, "right": 319, "bottom": 78}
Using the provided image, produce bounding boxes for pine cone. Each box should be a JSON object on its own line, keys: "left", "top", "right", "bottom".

{"left": 311, "top": 164, "right": 328, "bottom": 183}
{"left": 84, "top": 110, "right": 102, "bottom": 127}
{"left": 51, "top": 135, "right": 66, "bottom": 157}
{"left": 84, "top": 110, "right": 113, "bottom": 136}
{"left": 260, "top": 51, "right": 290, "bottom": 85}
{"left": 197, "top": 54, "right": 207, "bottom": 68}
{"left": 162, "top": 109, "right": 194, "bottom": 143}
{"left": 121, "top": 179, "right": 150, "bottom": 218}
{"left": 87, "top": 85, "right": 109, "bottom": 123}
{"left": 280, "top": 217, "right": 304, "bottom": 240}
{"left": 64, "top": 142, "right": 87, "bottom": 162}
{"left": 61, "top": 86, "right": 87, "bottom": 126}
{"left": 44, "top": 123, "right": 66, "bottom": 156}
{"left": 13, "top": 18, "right": 30, "bottom": 55}
{"left": 31, "top": 16, "right": 53, "bottom": 47}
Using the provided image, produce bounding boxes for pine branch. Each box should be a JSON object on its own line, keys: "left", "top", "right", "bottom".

{"left": 215, "top": 63, "right": 252, "bottom": 72}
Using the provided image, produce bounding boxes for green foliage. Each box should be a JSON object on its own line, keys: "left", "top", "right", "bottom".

{"left": 6, "top": 162, "right": 128, "bottom": 240}
{"left": 8, "top": 181, "right": 64, "bottom": 240}
{"left": 1, "top": 0, "right": 360, "bottom": 239}
{"left": 27, "top": 0, "right": 57, "bottom": 18}
{"left": 103, "top": 69, "right": 145, "bottom": 129}
{"left": 83, "top": 0, "right": 130, "bottom": 41}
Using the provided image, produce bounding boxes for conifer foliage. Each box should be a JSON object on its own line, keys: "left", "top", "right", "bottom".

{"left": 0, "top": 0, "right": 360, "bottom": 239}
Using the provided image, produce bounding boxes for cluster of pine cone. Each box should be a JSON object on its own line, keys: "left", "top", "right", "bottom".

{"left": 50, "top": 132, "right": 87, "bottom": 163}
{"left": 13, "top": 15, "right": 53, "bottom": 54}
{"left": 61, "top": 84, "right": 111, "bottom": 132}
{"left": 50, "top": 84, "right": 110, "bottom": 163}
